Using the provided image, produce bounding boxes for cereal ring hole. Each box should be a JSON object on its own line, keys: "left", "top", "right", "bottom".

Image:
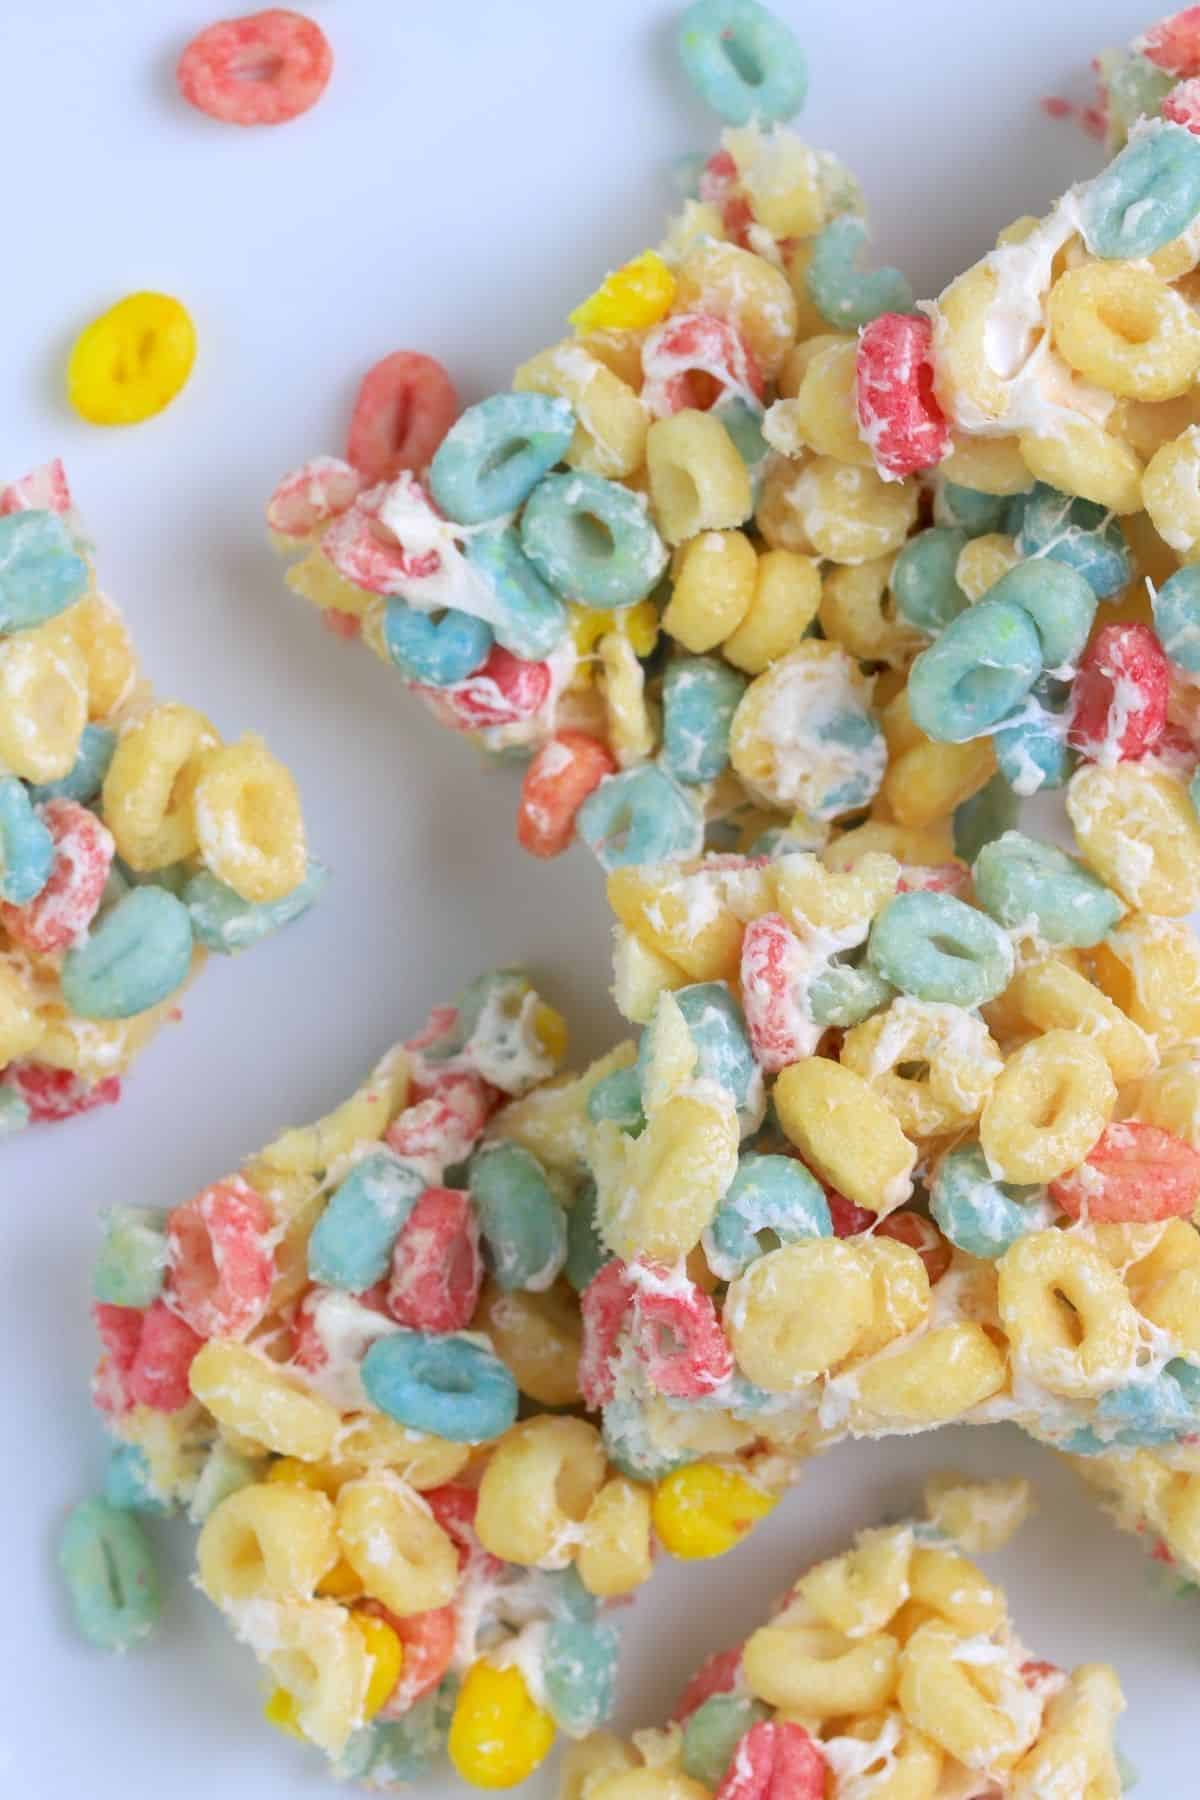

{"left": 479, "top": 436, "right": 535, "bottom": 483}
{"left": 720, "top": 28, "right": 765, "bottom": 90}
{"left": 652, "top": 466, "right": 701, "bottom": 535}
{"left": 1049, "top": 1288, "right": 1085, "bottom": 1349}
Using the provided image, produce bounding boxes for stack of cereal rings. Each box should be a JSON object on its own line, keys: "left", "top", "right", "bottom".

{"left": 0, "top": 462, "right": 320, "bottom": 1132}
{"left": 562, "top": 1475, "right": 1131, "bottom": 1800}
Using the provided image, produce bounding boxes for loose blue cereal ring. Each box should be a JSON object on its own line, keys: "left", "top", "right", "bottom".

{"left": 0, "top": 1086, "right": 30, "bottom": 1135}
{"left": 27, "top": 723, "right": 117, "bottom": 806}
{"left": 906, "top": 597, "right": 1042, "bottom": 743}
{"left": 935, "top": 483, "right": 1013, "bottom": 537}
{"left": 973, "top": 830, "right": 1123, "bottom": 947}
{"left": 362, "top": 1330, "right": 518, "bottom": 1442}
{"left": 104, "top": 1444, "right": 172, "bottom": 1517}
{"left": 705, "top": 1152, "right": 830, "bottom": 1279}
{"left": 93, "top": 1205, "right": 169, "bottom": 1308}
{"left": 677, "top": 0, "right": 808, "bottom": 125}
{"left": 0, "top": 775, "right": 53, "bottom": 904}
{"left": 712, "top": 394, "right": 771, "bottom": 499}
{"left": 807, "top": 958, "right": 894, "bottom": 1028}
{"left": 1152, "top": 563, "right": 1200, "bottom": 672}
{"left": 520, "top": 471, "right": 668, "bottom": 610}
{"left": 952, "top": 771, "right": 1019, "bottom": 866}
{"left": 0, "top": 508, "right": 88, "bottom": 635}
{"left": 464, "top": 525, "right": 567, "bottom": 660}
{"left": 867, "top": 891, "right": 1013, "bottom": 1006}
{"left": 639, "top": 981, "right": 759, "bottom": 1123}
{"left": 891, "top": 527, "right": 969, "bottom": 637}
{"left": 586, "top": 1065, "right": 645, "bottom": 1135}
{"left": 1084, "top": 120, "right": 1200, "bottom": 259}
{"left": 930, "top": 1143, "right": 1049, "bottom": 1260}
{"left": 469, "top": 1142, "right": 567, "bottom": 1291}
{"left": 307, "top": 1151, "right": 424, "bottom": 1291}
{"left": 601, "top": 1396, "right": 694, "bottom": 1482}
{"left": 1011, "top": 483, "right": 1130, "bottom": 599}
{"left": 994, "top": 678, "right": 1074, "bottom": 795}
{"left": 565, "top": 1178, "right": 611, "bottom": 1294}
{"left": 428, "top": 393, "right": 575, "bottom": 525}
{"left": 805, "top": 214, "right": 914, "bottom": 330}
{"left": 383, "top": 598, "right": 493, "bottom": 685}
{"left": 576, "top": 765, "right": 704, "bottom": 868}
{"left": 183, "top": 857, "right": 327, "bottom": 955}
{"left": 60, "top": 886, "right": 194, "bottom": 1021}
{"left": 684, "top": 1695, "right": 772, "bottom": 1787}
{"left": 544, "top": 1620, "right": 621, "bottom": 1736}
{"left": 985, "top": 559, "right": 1097, "bottom": 671}
{"left": 58, "top": 1497, "right": 161, "bottom": 1650}
{"left": 662, "top": 656, "right": 748, "bottom": 785}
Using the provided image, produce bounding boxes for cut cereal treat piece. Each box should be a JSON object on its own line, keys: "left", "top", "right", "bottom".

{"left": 0, "top": 463, "right": 321, "bottom": 1129}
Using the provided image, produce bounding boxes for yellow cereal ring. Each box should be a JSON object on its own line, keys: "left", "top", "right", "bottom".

{"left": 68, "top": 292, "right": 196, "bottom": 425}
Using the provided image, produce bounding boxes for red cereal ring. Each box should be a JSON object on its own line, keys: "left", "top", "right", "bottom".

{"left": 0, "top": 459, "right": 71, "bottom": 516}
{"left": 347, "top": 353, "right": 460, "bottom": 486}
{"left": 385, "top": 1071, "right": 493, "bottom": 1166}
{"left": 826, "top": 1190, "right": 877, "bottom": 1237}
{"left": 1137, "top": 8, "right": 1200, "bottom": 77}
{"left": 739, "top": 912, "right": 811, "bottom": 1074}
{"left": 715, "top": 1720, "right": 826, "bottom": 1800}
{"left": 92, "top": 1302, "right": 144, "bottom": 1417}
{"left": 165, "top": 1177, "right": 276, "bottom": 1339}
{"left": 874, "top": 1209, "right": 953, "bottom": 1284}
{"left": 414, "top": 646, "right": 552, "bottom": 731}
{"left": 126, "top": 1299, "right": 205, "bottom": 1412}
{"left": 4, "top": 1063, "right": 120, "bottom": 1123}
{"left": 1050, "top": 1120, "right": 1200, "bottom": 1223}
{"left": 579, "top": 1260, "right": 636, "bottom": 1408}
{"left": 517, "top": 731, "right": 617, "bottom": 859}
{"left": 856, "top": 311, "right": 952, "bottom": 480}
{"left": 630, "top": 1267, "right": 733, "bottom": 1398}
{"left": 321, "top": 481, "right": 442, "bottom": 596}
{"left": 671, "top": 1647, "right": 743, "bottom": 1723}
{"left": 0, "top": 799, "right": 114, "bottom": 956}
{"left": 1164, "top": 76, "right": 1200, "bottom": 132}
{"left": 641, "top": 311, "right": 764, "bottom": 416}
{"left": 386, "top": 1187, "right": 482, "bottom": 1333}
{"left": 265, "top": 456, "right": 363, "bottom": 541}
{"left": 177, "top": 10, "right": 332, "bottom": 127}
{"left": 365, "top": 1601, "right": 458, "bottom": 1714}
{"left": 1068, "top": 622, "right": 1169, "bottom": 762}
{"left": 896, "top": 860, "right": 971, "bottom": 896}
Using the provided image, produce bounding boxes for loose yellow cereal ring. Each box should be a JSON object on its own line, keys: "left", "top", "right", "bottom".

{"left": 880, "top": 734, "right": 997, "bottom": 830}
{"left": 53, "top": 594, "right": 139, "bottom": 720}
{"left": 849, "top": 1236, "right": 932, "bottom": 1362}
{"left": 729, "top": 639, "right": 883, "bottom": 817}
{"left": 1011, "top": 1665, "right": 1125, "bottom": 1798}
{"left": 474, "top": 1279, "right": 582, "bottom": 1408}
{"left": 980, "top": 1029, "right": 1115, "bottom": 1183}
{"left": 1068, "top": 763, "right": 1200, "bottom": 915}
{"left": 102, "top": 702, "right": 218, "bottom": 870}
{"left": 724, "top": 125, "right": 825, "bottom": 237}
{"left": 772, "top": 335, "right": 872, "bottom": 466}
{"left": 907, "top": 1544, "right": 1006, "bottom": 1635}
{"left": 932, "top": 264, "right": 1007, "bottom": 424}
{"left": 997, "top": 1229, "right": 1141, "bottom": 1398}
{"left": 939, "top": 433, "right": 1032, "bottom": 495}
{"left": 191, "top": 733, "right": 307, "bottom": 902}
{"left": 1050, "top": 262, "right": 1200, "bottom": 400}
{"left": 68, "top": 291, "right": 197, "bottom": 425}
{"left": 775, "top": 1055, "right": 916, "bottom": 1213}
{"left": 189, "top": 1341, "right": 340, "bottom": 1461}
{"left": 592, "top": 1089, "right": 740, "bottom": 1262}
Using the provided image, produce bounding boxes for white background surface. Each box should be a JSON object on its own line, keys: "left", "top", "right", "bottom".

{"left": 2, "top": 1, "right": 1197, "bottom": 1793}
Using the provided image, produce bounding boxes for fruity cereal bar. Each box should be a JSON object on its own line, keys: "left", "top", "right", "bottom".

{"left": 0, "top": 461, "right": 320, "bottom": 1131}
{"left": 562, "top": 1476, "right": 1130, "bottom": 1800}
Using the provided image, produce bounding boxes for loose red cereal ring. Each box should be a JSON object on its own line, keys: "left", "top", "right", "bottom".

{"left": 740, "top": 913, "right": 811, "bottom": 1074}
{"left": 413, "top": 646, "right": 552, "bottom": 731}
{"left": 517, "top": 731, "right": 617, "bottom": 858}
{"left": 1050, "top": 1120, "right": 1200, "bottom": 1223}
{"left": 715, "top": 1720, "right": 826, "bottom": 1800}
{"left": 128, "top": 1300, "right": 204, "bottom": 1412}
{"left": 321, "top": 481, "right": 442, "bottom": 596}
{"left": 1137, "top": 8, "right": 1200, "bottom": 77}
{"left": 3, "top": 1064, "right": 120, "bottom": 1124}
{"left": 177, "top": 10, "right": 332, "bottom": 127}
{"left": 368, "top": 1601, "right": 458, "bottom": 1714}
{"left": 631, "top": 1269, "right": 733, "bottom": 1398}
{"left": 265, "top": 456, "right": 363, "bottom": 541}
{"left": 579, "top": 1260, "right": 636, "bottom": 1408}
{"left": 1068, "top": 623, "right": 1169, "bottom": 763}
{"left": 875, "top": 1209, "right": 953, "bottom": 1284}
{"left": 386, "top": 1187, "right": 482, "bottom": 1333}
{"left": 347, "top": 353, "right": 460, "bottom": 486}
{"left": 165, "top": 1178, "right": 276, "bottom": 1340}
{"left": 0, "top": 459, "right": 71, "bottom": 516}
{"left": 671, "top": 1647, "right": 743, "bottom": 1723}
{"left": 641, "top": 312, "right": 764, "bottom": 416}
{"left": 0, "top": 800, "right": 114, "bottom": 956}
{"left": 856, "top": 312, "right": 952, "bottom": 479}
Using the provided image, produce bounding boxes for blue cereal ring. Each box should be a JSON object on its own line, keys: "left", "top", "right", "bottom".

{"left": 544, "top": 1620, "right": 621, "bottom": 1735}
{"left": 952, "top": 771, "right": 1019, "bottom": 865}
{"left": 183, "top": 858, "right": 326, "bottom": 955}
{"left": 639, "top": 981, "right": 759, "bottom": 1122}
{"left": 601, "top": 1396, "right": 694, "bottom": 1482}
{"left": 891, "top": 527, "right": 969, "bottom": 636}
{"left": 58, "top": 1497, "right": 161, "bottom": 1650}
{"left": 520, "top": 472, "right": 668, "bottom": 609}
{"left": 1152, "top": 563, "right": 1200, "bottom": 672}
{"left": 994, "top": 678, "right": 1075, "bottom": 795}
{"left": 104, "top": 1444, "right": 172, "bottom": 1517}
{"left": 935, "top": 483, "right": 1014, "bottom": 537}
{"left": 60, "top": 887, "right": 194, "bottom": 1021}
{"left": 469, "top": 1142, "right": 567, "bottom": 1291}
{"left": 564, "top": 1177, "right": 610, "bottom": 1293}
{"left": 930, "top": 1142, "right": 1049, "bottom": 1260}
{"left": 867, "top": 891, "right": 1014, "bottom": 1006}
{"left": 0, "top": 1086, "right": 31, "bottom": 1135}
{"left": 985, "top": 559, "right": 1097, "bottom": 671}
{"left": 383, "top": 599, "right": 493, "bottom": 685}
{"left": 906, "top": 597, "right": 1042, "bottom": 742}
{"left": 1088, "top": 1360, "right": 1200, "bottom": 1448}
{"left": 362, "top": 1331, "right": 518, "bottom": 1443}
{"left": 93, "top": 1205, "right": 169, "bottom": 1308}
{"left": 662, "top": 656, "right": 747, "bottom": 785}
{"left": 684, "top": 1696, "right": 771, "bottom": 1787}
{"left": 576, "top": 765, "right": 703, "bottom": 868}
{"left": 0, "top": 776, "right": 53, "bottom": 904}
{"left": 1084, "top": 120, "right": 1200, "bottom": 259}
{"left": 973, "top": 830, "right": 1123, "bottom": 947}
{"left": 807, "top": 958, "right": 894, "bottom": 1028}
{"left": 1011, "top": 483, "right": 1130, "bottom": 599}
{"left": 27, "top": 723, "right": 117, "bottom": 806}
{"left": 464, "top": 525, "right": 567, "bottom": 659}
{"left": 705, "top": 1152, "right": 831, "bottom": 1278}
{"left": 585, "top": 1066, "right": 645, "bottom": 1135}
{"left": 0, "top": 509, "right": 88, "bottom": 634}
{"left": 712, "top": 394, "right": 771, "bottom": 500}
{"left": 308, "top": 1150, "right": 424, "bottom": 1291}
{"left": 677, "top": 0, "right": 808, "bottom": 125}
{"left": 428, "top": 393, "right": 575, "bottom": 525}
{"left": 805, "top": 214, "right": 913, "bottom": 330}
{"left": 335, "top": 1687, "right": 454, "bottom": 1787}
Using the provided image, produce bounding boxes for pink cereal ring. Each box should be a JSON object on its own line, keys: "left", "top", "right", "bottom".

{"left": 366, "top": 1600, "right": 458, "bottom": 1714}
{"left": 1164, "top": 76, "right": 1200, "bottom": 132}
{"left": 630, "top": 1268, "right": 732, "bottom": 1398}
{"left": 4, "top": 1063, "right": 120, "bottom": 1123}
{"left": 386, "top": 1072, "right": 493, "bottom": 1168}
{"left": 827, "top": 1190, "right": 876, "bottom": 1236}
{"left": 386, "top": 1187, "right": 482, "bottom": 1333}
{"left": 413, "top": 646, "right": 552, "bottom": 731}
{"left": 91, "top": 1303, "right": 144, "bottom": 1415}
{"left": 517, "top": 731, "right": 617, "bottom": 858}
{"left": 1137, "top": 8, "right": 1200, "bottom": 77}
{"left": 1068, "top": 622, "right": 1169, "bottom": 763}
{"left": 641, "top": 312, "right": 764, "bottom": 416}
{"left": 897, "top": 859, "right": 970, "bottom": 896}
{"left": 875, "top": 1209, "right": 952, "bottom": 1284}
{"left": 671, "top": 1647, "right": 743, "bottom": 1723}
{"left": 320, "top": 481, "right": 442, "bottom": 597}
{"left": 699, "top": 149, "right": 738, "bottom": 204}
{"left": 0, "top": 799, "right": 113, "bottom": 956}
{"left": 856, "top": 311, "right": 952, "bottom": 480}
{"left": 347, "top": 352, "right": 460, "bottom": 486}
{"left": 127, "top": 1299, "right": 204, "bottom": 1412}
{"left": 1050, "top": 1120, "right": 1200, "bottom": 1223}
{"left": 579, "top": 1260, "right": 636, "bottom": 1407}
{"left": 716, "top": 1721, "right": 826, "bottom": 1800}
{"left": 739, "top": 912, "right": 812, "bottom": 1074}
{"left": 165, "top": 1177, "right": 276, "bottom": 1339}
{"left": 177, "top": 10, "right": 332, "bottom": 127}
{"left": 0, "top": 459, "right": 71, "bottom": 516}
{"left": 265, "top": 456, "right": 363, "bottom": 541}
{"left": 424, "top": 1482, "right": 503, "bottom": 1576}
